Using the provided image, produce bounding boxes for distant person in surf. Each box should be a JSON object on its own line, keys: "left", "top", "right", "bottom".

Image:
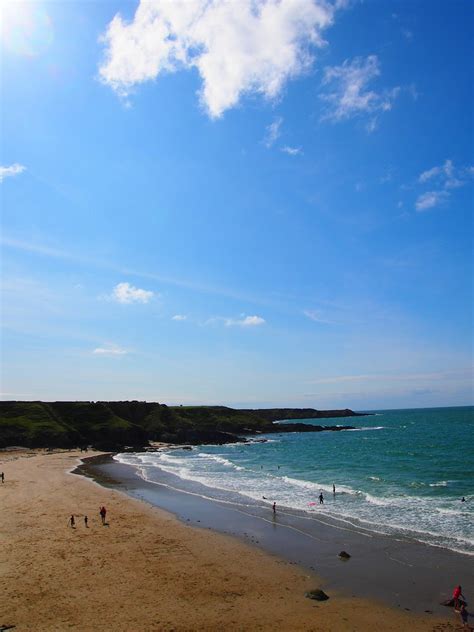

{"left": 319, "top": 493, "right": 324, "bottom": 504}
{"left": 273, "top": 502, "right": 276, "bottom": 515}
{"left": 99, "top": 506, "right": 107, "bottom": 525}
{"left": 461, "top": 497, "right": 466, "bottom": 502}
{"left": 333, "top": 484, "right": 336, "bottom": 496}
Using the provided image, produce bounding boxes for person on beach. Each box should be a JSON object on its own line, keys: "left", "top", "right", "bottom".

{"left": 333, "top": 483, "right": 336, "bottom": 496}
{"left": 453, "top": 585, "right": 465, "bottom": 611}
{"left": 273, "top": 502, "right": 276, "bottom": 515}
{"left": 84, "top": 515, "right": 88, "bottom": 528}
{"left": 319, "top": 493, "right": 324, "bottom": 504}
{"left": 70, "top": 515, "right": 75, "bottom": 528}
{"left": 99, "top": 506, "right": 107, "bottom": 525}
{"left": 1, "top": 472, "right": 4, "bottom": 483}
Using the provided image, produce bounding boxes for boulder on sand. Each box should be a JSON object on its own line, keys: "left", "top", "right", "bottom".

{"left": 305, "top": 589, "right": 329, "bottom": 601}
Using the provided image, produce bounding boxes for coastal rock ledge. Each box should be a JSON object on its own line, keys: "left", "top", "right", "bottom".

{"left": 0, "top": 401, "right": 368, "bottom": 449}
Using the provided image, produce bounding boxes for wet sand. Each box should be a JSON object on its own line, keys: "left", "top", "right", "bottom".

{"left": 0, "top": 449, "right": 466, "bottom": 631}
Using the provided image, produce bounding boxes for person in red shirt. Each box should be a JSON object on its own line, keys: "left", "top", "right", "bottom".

{"left": 99, "top": 506, "right": 107, "bottom": 525}
{"left": 453, "top": 585, "right": 465, "bottom": 611}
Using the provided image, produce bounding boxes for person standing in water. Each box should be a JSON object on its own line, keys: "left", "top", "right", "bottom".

{"left": 319, "top": 493, "right": 324, "bottom": 504}
{"left": 333, "top": 483, "right": 336, "bottom": 496}
{"left": 272, "top": 502, "right": 276, "bottom": 515}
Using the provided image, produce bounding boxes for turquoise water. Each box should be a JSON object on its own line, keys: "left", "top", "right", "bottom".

{"left": 117, "top": 406, "right": 474, "bottom": 555}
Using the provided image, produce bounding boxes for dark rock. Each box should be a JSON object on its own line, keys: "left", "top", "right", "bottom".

{"left": 338, "top": 551, "right": 351, "bottom": 559}
{"left": 305, "top": 589, "right": 329, "bottom": 601}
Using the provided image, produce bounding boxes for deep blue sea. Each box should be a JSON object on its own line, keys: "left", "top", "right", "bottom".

{"left": 116, "top": 407, "right": 474, "bottom": 556}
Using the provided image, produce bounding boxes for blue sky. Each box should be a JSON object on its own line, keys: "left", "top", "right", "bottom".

{"left": 1, "top": 0, "right": 473, "bottom": 409}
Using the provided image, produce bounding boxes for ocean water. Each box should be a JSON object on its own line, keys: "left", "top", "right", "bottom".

{"left": 116, "top": 406, "right": 474, "bottom": 556}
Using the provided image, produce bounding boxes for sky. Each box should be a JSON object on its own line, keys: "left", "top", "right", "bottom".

{"left": 0, "top": 0, "right": 473, "bottom": 409}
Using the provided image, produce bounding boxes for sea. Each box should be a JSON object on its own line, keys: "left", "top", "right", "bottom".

{"left": 116, "top": 406, "right": 474, "bottom": 556}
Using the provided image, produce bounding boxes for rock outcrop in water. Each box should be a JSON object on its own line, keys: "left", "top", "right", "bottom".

{"left": 0, "top": 401, "right": 366, "bottom": 449}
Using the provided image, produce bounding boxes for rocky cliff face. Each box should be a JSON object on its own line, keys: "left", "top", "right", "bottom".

{"left": 0, "top": 401, "right": 364, "bottom": 449}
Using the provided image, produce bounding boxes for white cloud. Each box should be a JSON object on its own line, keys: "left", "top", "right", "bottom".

{"left": 111, "top": 282, "right": 154, "bottom": 304}
{"left": 320, "top": 55, "right": 400, "bottom": 124}
{"left": 93, "top": 344, "right": 128, "bottom": 356}
{"left": 415, "top": 190, "right": 448, "bottom": 212}
{"left": 419, "top": 159, "right": 453, "bottom": 183}
{"left": 0, "top": 163, "right": 26, "bottom": 182}
{"left": 99, "top": 0, "right": 336, "bottom": 118}
{"left": 172, "top": 314, "right": 187, "bottom": 321}
{"left": 416, "top": 160, "right": 474, "bottom": 210}
{"left": 281, "top": 145, "right": 302, "bottom": 156}
{"left": 225, "top": 315, "right": 266, "bottom": 327}
{"left": 264, "top": 117, "right": 283, "bottom": 148}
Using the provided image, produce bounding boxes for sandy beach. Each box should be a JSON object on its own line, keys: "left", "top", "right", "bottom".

{"left": 0, "top": 449, "right": 463, "bottom": 631}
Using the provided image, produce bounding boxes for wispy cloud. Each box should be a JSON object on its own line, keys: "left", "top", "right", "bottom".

{"left": 0, "top": 163, "right": 26, "bottom": 182}
{"left": 264, "top": 117, "right": 283, "bottom": 148}
{"left": 303, "top": 309, "right": 333, "bottom": 324}
{"left": 111, "top": 282, "right": 154, "bottom": 304}
{"left": 99, "top": 0, "right": 336, "bottom": 118}
{"left": 1, "top": 236, "right": 270, "bottom": 306}
{"left": 320, "top": 55, "right": 399, "bottom": 127}
{"left": 415, "top": 190, "right": 449, "bottom": 212}
{"left": 419, "top": 159, "right": 453, "bottom": 184}
{"left": 308, "top": 367, "right": 473, "bottom": 385}
{"left": 172, "top": 314, "right": 187, "bottom": 321}
{"left": 416, "top": 160, "right": 474, "bottom": 211}
{"left": 281, "top": 145, "right": 302, "bottom": 156}
{"left": 93, "top": 344, "right": 128, "bottom": 356}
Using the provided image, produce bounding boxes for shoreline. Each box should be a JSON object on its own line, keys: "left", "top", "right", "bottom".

{"left": 0, "top": 448, "right": 465, "bottom": 630}
{"left": 79, "top": 453, "right": 473, "bottom": 618}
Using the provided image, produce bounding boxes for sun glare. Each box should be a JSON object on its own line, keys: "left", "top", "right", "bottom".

{"left": 0, "top": 0, "right": 53, "bottom": 56}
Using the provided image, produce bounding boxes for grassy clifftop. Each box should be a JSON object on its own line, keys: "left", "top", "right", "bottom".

{"left": 0, "top": 401, "right": 364, "bottom": 449}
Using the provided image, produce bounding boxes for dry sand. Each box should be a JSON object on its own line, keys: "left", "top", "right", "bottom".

{"left": 0, "top": 449, "right": 462, "bottom": 631}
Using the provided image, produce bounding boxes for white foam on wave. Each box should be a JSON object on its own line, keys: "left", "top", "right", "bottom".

{"left": 281, "top": 475, "right": 356, "bottom": 496}
{"left": 429, "top": 481, "right": 448, "bottom": 487}
{"left": 197, "top": 453, "right": 244, "bottom": 470}
{"left": 346, "top": 426, "right": 385, "bottom": 432}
